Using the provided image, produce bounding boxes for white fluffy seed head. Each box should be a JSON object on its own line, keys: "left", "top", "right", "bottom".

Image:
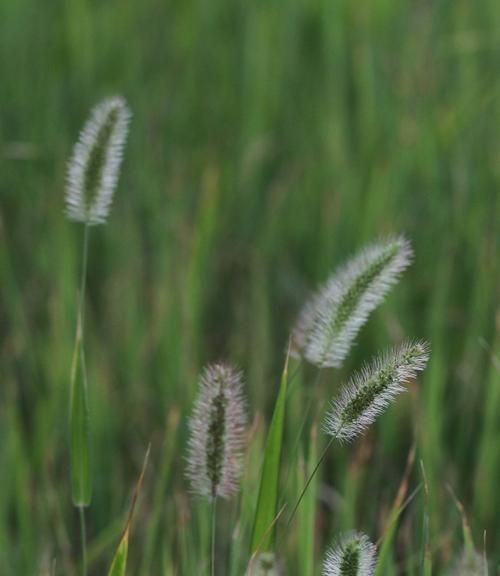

{"left": 65, "top": 96, "right": 131, "bottom": 225}
{"left": 450, "top": 549, "right": 485, "bottom": 575}
{"left": 292, "top": 237, "right": 413, "bottom": 368}
{"left": 186, "top": 363, "right": 247, "bottom": 499}
{"left": 323, "top": 531, "right": 377, "bottom": 576}
{"left": 324, "top": 341, "right": 430, "bottom": 442}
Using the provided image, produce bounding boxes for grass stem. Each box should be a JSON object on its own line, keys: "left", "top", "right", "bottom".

{"left": 287, "top": 435, "right": 334, "bottom": 526}
{"left": 211, "top": 497, "right": 217, "bottom": 576}
{"left": 79, "top": 507, "right": 87, "bottom": 576}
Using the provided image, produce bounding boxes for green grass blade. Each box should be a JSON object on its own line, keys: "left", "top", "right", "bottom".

{"left": 108, "top": 445, "right": 150, "bottom": 576}
{"left": 140, "top": 410, "right": 180, "bottom": 574}
{"left": 70, "top": 334, "right": 91, "bottom": 507}
{"left": 421, "top": 513, "right": 431, "bottom": 576}
{"left": 376, "top": 444, "right": 417, "bottom": 575}
{"left": 108, "top": 533, "right": 128, "bottom": 576}
{"left": 298, "top": 423, "right": 318, "bottom": 575}
{"left": 420, "top": 461, "right": 432, "bottom": 576}
{"left": 250, "top": 347, "right": 290, "bottom": 554}
{"left": 447, "top": 484, "right": 475, "bottom": 553}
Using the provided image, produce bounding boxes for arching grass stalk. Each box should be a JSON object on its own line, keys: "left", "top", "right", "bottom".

{"left": 281, "top": 366, "right": 324, "bottom": 516}
{"left": 66, "top": 96, "right": 131, "bottom": 576}
{"left": 78, "top": 224, "right": 89, "bottom": 576}
{"left": 284, "top": 367, "right": 332, "bottom": 528}
{"left": 288, "top": 342, "right": 429, "bottom": 526}
{"left": 70, "top": 223, "right": 91, "bottom": 575}
{"left": 287, "top": 435, "right": 334, "bottom": 526}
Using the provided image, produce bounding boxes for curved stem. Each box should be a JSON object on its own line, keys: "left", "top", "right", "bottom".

{"left": 281, "top": 368, "right": 324, "bottom": 518}
{"left": 287, "top": 435, "right": 335, "bottom": 526}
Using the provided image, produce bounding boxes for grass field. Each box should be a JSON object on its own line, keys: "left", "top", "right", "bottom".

{"left": 0, "top": 0, "right": 499, "bottom": 574}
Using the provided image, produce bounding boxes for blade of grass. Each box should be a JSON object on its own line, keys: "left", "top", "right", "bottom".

{"left": 250, "top": 345, "right": 290, "bottom": 554}
{"left": 140, "top": 410, "right": 180, "bottom": 574}
{"left": 298, "top": 423, "right": 318, "bottom": 575}
{"left": 376, "top": 443, "right": 417, "bottom": 575}
{"left": 246, "top": 505, "right": 287, "bottom": 576}
{"left": 229, "top": 414, "right": 266, "bottom": 576}
{"left": 70, "top": 224, "right": 91, "bottom": 510}
{"left": 419, "top": 461, "right": 432, "bottom": 576}
{"left": 108, "top": 444, "right": 151, "bottom": 576}
{"left": 446, "top": 484, "right": 474, "bottom": 553}
{"left": 69, "top": 334, "right": 91, "bottom": 508}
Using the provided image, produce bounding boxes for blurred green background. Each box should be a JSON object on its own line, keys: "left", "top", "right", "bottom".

{"left": 0, "top": 0, "right": 499, "bottom": 573}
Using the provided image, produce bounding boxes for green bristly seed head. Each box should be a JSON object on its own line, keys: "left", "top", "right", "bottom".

{"left": 66, "top": 96, "right": 131, "bottom": 225}
{"left": 186, "top": 363, "right": 247, "bottom": 499}
{"left": 340, "top": 542, "right": 360, "bottom": 575}
{"left": 324, "top": 341, "right": 429, "bottom": 442}
{"left": 206, "top": 390, "right": 228, "bottom": 498}
{"left": 81, "top": 108, "right": 118, "bottom": 215}
{"left": 323, "top": 532, "right": 377, "bottom": 576}
{"left": 328, "top": 245, "right": 398, "bottom": 345}
{"left": 293, "top": 237, "right": 413, "bottom": 368}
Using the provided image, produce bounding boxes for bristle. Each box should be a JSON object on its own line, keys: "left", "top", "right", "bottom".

{"left": 186, "top": 363, "right": 247, "bottom": 499}
{"left": 65, "top": 96, "right": 131, "bottom": 225}
{"left": 323, "top": 532, "right": 377, "bottom": 576}
{"left": 292, "top": 237, "right": 413, "bottom": 368}
{"left": 324, "top": 341, "right": 430, "bottom": 442}
{"left": 451, "top": 549, "right": 486, "bottom": 575}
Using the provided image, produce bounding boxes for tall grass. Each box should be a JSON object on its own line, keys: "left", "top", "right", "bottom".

{"left": 0, "top": 0, "right": 498, "bottom": 573}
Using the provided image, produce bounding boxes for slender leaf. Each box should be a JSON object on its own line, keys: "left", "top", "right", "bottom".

{"left": 70, "top": 334, "right": 91, "bottom": 507}
{"left": 108, "top": 536, "right": 128, "bottom": 576}
{"left": 108, "top": 445, "right": 150, "bottom": 576}
{"left": 420, "top": 461, "right": 432, "bottom": 576}
{"left": 299, "top": 423, "right": 318, "bottom": 575}
{"left": 376, "top": 444, "right": 416, "bottom": 575}
{"left": 250, "top": 347, "right": 290, "bottom": 553}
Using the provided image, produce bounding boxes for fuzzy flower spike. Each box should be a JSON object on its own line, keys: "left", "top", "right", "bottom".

{"left": 324, "top": 340, "right": 429, "bottom": 442}
{"left": 451, "top": 549, "right": 486, "bottom": 575}
{"left": 66, "top": 96, "right": 131, "bottom": 225}
{"left": 323, "top": 532, "right": 377, "bottom": 576}
{"left": 293, "top": 237, "right": 413, "bottom": 368}
{"left": 187, "top": 363, "right": 247, "bottom": 499}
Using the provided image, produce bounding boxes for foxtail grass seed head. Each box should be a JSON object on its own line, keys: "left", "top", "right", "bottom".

{"left": 324, "top": 341, "right": 429, "bottom": 442}
{"left": 323, "top": 532, "right": 377, "bottom": 576}
{"left": 187, "top": 363, "right": 247, "bottom": 499}
{"left": 66, "top": 96, "right": 131, "bottom": 225}
{"left": 450, "top": 550, "right": 485, "bottom": 575}
{"left": 292, "top": 237, "right": 413, "bottom": 368}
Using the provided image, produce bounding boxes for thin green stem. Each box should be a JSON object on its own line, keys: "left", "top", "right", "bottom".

{"left": 211, "top": 497, "right": 217, "bottom": 576}
{"left": 79, "top": 507, "right": 87, "bottom": 576}
{"left": 76, "top": 224, "right": 90, "bottom": 576}
{"left": 287, "top": 435, "right": 335, "bottom": 526}
{"left": 281, "top": 368, "right": 324, "bottom": 505}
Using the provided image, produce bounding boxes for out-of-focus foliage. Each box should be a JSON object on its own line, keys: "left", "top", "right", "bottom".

{"left": 0, "top": 0, "right": 498, "bottom": 573}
